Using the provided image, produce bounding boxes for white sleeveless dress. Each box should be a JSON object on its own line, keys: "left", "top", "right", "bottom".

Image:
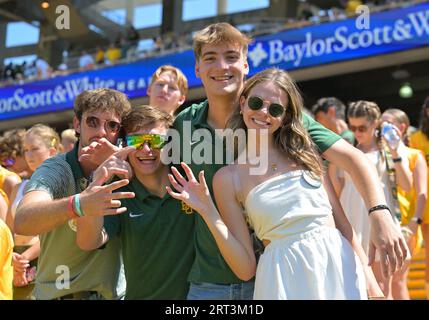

{"left": 245, "top": 170, "right": 367, "bottom": 300}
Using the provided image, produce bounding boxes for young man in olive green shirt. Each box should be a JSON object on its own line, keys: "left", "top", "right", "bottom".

{"left": 15, "top": 89, "right": 131, "bottom": 300}
{"left": 172, "top": 22, "right": 407, "bottom": 299}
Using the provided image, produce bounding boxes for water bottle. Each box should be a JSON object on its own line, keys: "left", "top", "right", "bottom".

{"left": 381, "top": 123, "right": 401, "bottom": 150}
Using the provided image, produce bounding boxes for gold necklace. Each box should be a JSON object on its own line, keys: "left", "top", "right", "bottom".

{"left": 270, "top": 154, "right": 279, "bottom": 172}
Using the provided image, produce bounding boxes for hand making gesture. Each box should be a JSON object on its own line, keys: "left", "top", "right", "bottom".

{"left": 79, "top": 137, "right": 120, "bottom": 166}
{"left": 78, "top": 147, "right": 136, "bottom": 217}
{"left": 166, "top": 162, "right": 215, "bottom": 216}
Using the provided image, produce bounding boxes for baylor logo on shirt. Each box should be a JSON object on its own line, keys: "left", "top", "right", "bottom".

{"left": 68, "top": 219, "right": 77, "bottom": 232}
{"left": 181, "top": 201, "right": 193, "bottom": 215}
{"left": 78, "top": 177, "right": 89, "bottom": 190}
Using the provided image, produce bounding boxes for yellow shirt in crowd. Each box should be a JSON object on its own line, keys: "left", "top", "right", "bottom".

{"left": 0, "top": 166, "right": 21, "bottom": 204}
{"left": 105, "top": 47, "right": 121, "bottom": 64}
{"left": 0, "top": 189, "right": 13, "bottom": 300}
{"left": 409, "top": 130, "right": 429, "bottom": 224}
{"left": 397, "top": 147, "right": 425, "bottom": 224}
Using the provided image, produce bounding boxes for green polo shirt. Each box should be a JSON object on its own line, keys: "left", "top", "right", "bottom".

{"left": 173, "top": 100, "right": 341, "bottom": 284}
{"left": 104, "top": 177, "right": 195, "bottom": 299}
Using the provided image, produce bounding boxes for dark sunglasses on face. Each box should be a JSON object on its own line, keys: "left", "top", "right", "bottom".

{"left": 247, "top": 95, "right": 286, "bottom": 118}
{"left": 350, "top": 125, "right": 369, "bottom": 133}
{"left": 125, "top": 134, "right": 168, "bottom": 150}
{"left": 84, "top": 116, "right": 121, "bottom": 133}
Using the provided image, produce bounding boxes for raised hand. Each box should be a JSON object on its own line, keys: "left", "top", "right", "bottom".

{"left": 166, "top": 162, "right": 214, "bottom": 215}
{"left": 91, "top": 146, "right": 135, "bottom": 184}
{"left": 79, "top": 165, "right": 135, "bottom": 217}
{"left": 79, "top": 138, "right": 119, "bottom": 166}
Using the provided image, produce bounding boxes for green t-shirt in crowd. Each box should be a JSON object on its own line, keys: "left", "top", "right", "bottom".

{"left": 25, "top": 145, "right": 125, "bottom": 300}
{"left": 104, "top": 176, "right": 195, "bottom": 299}
{"left": 173, "top": 100, "right": 341, "bottom": 284}
{"left": 340, "top": 129, "right": 356, "bottom": 146}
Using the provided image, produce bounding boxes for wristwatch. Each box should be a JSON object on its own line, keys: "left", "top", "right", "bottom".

{"left": 411, "top": 217, "right": 423, "bottom": 225}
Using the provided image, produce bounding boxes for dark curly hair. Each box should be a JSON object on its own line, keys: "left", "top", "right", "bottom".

{"left": 0, "top": 128, "right": 26, "bottom": 162}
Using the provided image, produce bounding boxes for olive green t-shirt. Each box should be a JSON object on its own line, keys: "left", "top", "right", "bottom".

{"left": 104, "top": 177, "right": 195, "bottom": 299}
{"left": 173, "top": 100, "right": 341, "bottom": 284}
{"left": 25, "top": 145, "right": 125, "bottom": 300}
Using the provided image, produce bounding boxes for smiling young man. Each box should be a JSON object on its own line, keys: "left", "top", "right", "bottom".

{"left": 14, "top": 89, "right": 132, "bottom": 300}
{"left": 173, "top": 22, "right": 408, "bottom": 300}
{"left": 76, "top": 106, "right": 195, "bottom": 299}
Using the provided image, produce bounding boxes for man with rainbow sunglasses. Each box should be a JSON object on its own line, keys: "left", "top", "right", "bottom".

{"left": 76, "top": 105, "right": 195, "bottom": 299}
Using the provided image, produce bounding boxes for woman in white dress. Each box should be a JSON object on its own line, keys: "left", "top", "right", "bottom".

{"left": 329, "top": 101, "right": 413, "bottom": 299}
{"left": 167, "top": 68, "right": 382, "bottom": 299}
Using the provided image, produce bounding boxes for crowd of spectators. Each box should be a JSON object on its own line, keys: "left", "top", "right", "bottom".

{"left": 0, "top": 0, "right": 422, "bottom": 88}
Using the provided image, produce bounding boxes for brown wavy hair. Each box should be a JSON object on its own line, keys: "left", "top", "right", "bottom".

{"left": 227, "top": 68, "right": 323, "bottom": 177}
{"left": 73, "top": 88, "right": 131, "bottom": 121}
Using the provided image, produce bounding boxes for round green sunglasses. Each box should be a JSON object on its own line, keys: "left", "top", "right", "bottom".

{"left": 247, "top": 95, "right": 285, "bottom": 117}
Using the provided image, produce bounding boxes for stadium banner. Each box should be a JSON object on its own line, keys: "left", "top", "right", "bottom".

{"left": 1, "top": 2, "right": 429, "bottom": 121}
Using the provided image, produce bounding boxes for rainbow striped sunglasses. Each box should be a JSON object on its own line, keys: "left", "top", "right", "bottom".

{"left": 125, "top": 134, "right": 168, "bottom": 150}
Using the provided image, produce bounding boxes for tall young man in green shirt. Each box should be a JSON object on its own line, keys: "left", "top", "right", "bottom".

{"left": 76, "top": 106, "right": 195, "bottom": 299}
{"left": 173, "top": 22, "right": 407, "bottom": 299}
